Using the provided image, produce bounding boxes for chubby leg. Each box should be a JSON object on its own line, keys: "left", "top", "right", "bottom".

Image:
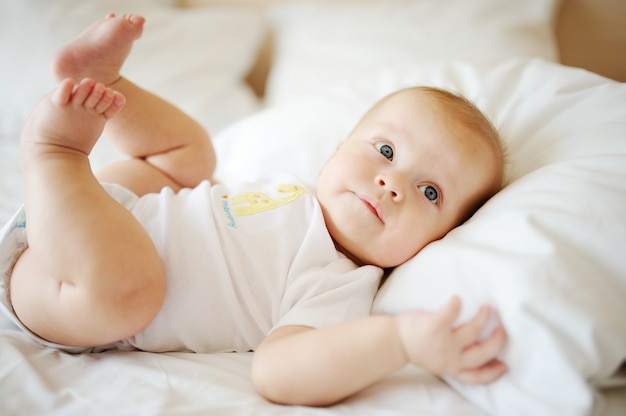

{"left": 52, "top": 13, "right": 215, "bottom": 194}
{"left": 10, "top": 78, "right": 165, "bottom": 347}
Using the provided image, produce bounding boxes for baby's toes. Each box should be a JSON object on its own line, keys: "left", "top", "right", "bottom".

{"left": 84, "top": 82, "right": 106, "bottom": 110}
{"left": 51, "top": 78, "right": 77, "bottom": 106}
{"left": 91, "top": 88, "right": 115, "bottom": 115}
{"left": 70, "top": 78, "right": 96, "bottom": 107}
{"left": 102, "top": 91, "right": 125, "bottom": 119}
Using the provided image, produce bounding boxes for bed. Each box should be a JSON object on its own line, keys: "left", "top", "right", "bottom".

{"left": 1, "top": 0, "right": 625, "bottom": 415}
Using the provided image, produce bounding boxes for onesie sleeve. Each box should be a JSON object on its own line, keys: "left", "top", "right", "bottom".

{"left": 273, "top": 258, "right": 383, "bottom": 331}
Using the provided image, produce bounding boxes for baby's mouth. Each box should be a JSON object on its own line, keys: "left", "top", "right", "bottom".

{"left": 357, "top": 194, "right": 384, "bottom": 224}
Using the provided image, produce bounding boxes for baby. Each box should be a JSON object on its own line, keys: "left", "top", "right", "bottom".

{"left": 3, "top": 14, "right": 507, "bottom": 406}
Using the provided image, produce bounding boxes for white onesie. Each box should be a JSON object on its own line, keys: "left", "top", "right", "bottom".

{"left": 0, "top": 173, "right": 382, "bottom": 353}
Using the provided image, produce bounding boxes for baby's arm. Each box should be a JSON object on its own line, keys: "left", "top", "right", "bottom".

{"left": 251, "top": 296, "right": 507, "bottom": 406}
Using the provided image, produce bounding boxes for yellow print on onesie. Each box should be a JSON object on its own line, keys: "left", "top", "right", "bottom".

{"left": 221, "top": 184, "right": 306, "bottom": 227}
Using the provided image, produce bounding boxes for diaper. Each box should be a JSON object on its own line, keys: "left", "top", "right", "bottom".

{"left": 0, "top": 183, "right": 139, "bottom": 353}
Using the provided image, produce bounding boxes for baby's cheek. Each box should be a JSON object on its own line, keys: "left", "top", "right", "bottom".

{"left": 377, "top": 239, "right": 419, "bottom": 268}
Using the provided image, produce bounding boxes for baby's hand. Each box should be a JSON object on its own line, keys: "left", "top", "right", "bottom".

{"left": 394, "top": 296, "right": 507, "bottom": 384}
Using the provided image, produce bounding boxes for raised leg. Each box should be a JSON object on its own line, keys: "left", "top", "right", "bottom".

{"left": 10, "top": 78, "right": 166, "bottom": 347}
{"left": 51, "top": 14, "right": 216, "bottom": 194}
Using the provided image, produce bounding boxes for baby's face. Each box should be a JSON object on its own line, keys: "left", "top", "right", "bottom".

{"left": 317, "top": 90, "right": 501, "bottom": 268}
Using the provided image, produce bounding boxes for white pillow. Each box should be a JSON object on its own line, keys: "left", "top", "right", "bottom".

{"left": 264, "top": 0, "right": 560, "bottom": 105}
{"left": 214, "top": 93, "right": 365, "bottom": 186}
{"left": 0, "top": 0, "right": 264, "bottom": 139}
{"left": 214, "top": 58, "right": 626, "bottom": 416}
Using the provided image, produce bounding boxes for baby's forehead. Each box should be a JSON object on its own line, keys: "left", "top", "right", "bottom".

{"left": 377, "top": 88, "right": 428, "bottom": 107}
{"left": 379, "top": 87, "right": 473, "bottom": 114}
{"left": 372, "top": 89, "right": 460, "bottom": 125}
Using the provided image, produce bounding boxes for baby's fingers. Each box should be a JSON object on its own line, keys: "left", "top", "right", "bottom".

{"left": 460, "top": 326, "right": 507, "bottom": 370}
{"left": 454, "top": 358, "right": 508, "bottom": 384}
{"left": 435, "top": 295, "right": 463, "bottom": 327}
{"left": 454, "top": 305, "right": 492, "bottom": 346}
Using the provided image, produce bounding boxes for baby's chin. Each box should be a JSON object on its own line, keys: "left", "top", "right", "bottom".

{"left": 336, "top": 242, "right": 415, "bottom": 269}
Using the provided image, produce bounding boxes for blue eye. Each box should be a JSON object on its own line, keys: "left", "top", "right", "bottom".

{"left": 375, "top": 143, "right": 394, "bottom": 160}
{"left": 419, "top": 185, "right": 439, "bottom": 203}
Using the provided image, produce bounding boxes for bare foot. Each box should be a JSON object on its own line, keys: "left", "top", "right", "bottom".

{"left": 21, "top": 78, "right": 126, "bottom": 161}
{"left": 51, "top": 14, "right": 145, "bottom": 86}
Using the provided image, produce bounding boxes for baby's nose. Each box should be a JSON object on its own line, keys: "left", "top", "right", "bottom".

{"left": 376, "top": 174, "right": 404, "bottom": 201}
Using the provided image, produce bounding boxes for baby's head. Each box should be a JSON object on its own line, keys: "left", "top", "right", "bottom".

{"left": 317, "top": 86, "right": 505, "bottom": 268}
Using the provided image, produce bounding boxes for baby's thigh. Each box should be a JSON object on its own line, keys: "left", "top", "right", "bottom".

{"left": 9, "top": 247, "right": 154, "bottom": 348}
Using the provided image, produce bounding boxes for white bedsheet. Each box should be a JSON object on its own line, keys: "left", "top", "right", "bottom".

{"left": 1, "top": 307, "right": 485, "bottom": 415}
{"left": 0, "top": 298, "right": 624, "bottom": 415}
